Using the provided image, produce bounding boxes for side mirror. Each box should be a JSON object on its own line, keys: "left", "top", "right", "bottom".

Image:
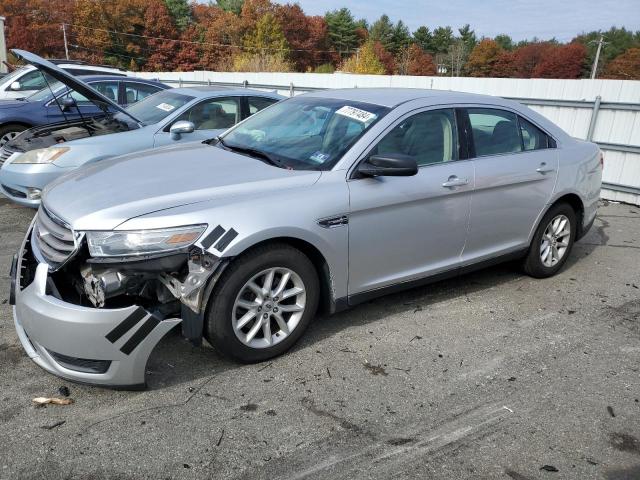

{"left": 170, "top": 120, "right": 195, "bottom": 140}
{"left": 60, "top": 97, "right": 76, "bottom": 112}
{"left": 357, "top": 154, "right": 418, "bottom": 177}
{"left": 9, "top": 81, "right": 20, "bottom": 91}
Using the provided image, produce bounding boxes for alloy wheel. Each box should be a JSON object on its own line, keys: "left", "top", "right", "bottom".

{"left": 232, "top": 267, "right": 306, "bottom": 348}
{"left": 540, "top": 214, "right": 571, "bottom": 267}
{"left": 0, "top": 131, "right": 20, "bottom": 148}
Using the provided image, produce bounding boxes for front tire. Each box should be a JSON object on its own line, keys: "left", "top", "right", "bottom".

{"left": 205, "top": 243, "right": 320, "bottom": 363}
{"left": 523, "top": 202, "right": 576, "bottom": 278}
{"left": 0, "top": 124, "right": 27, "bottom": 148}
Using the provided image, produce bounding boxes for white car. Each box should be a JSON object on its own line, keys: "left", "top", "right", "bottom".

{"left": 0, "top": 60, "right": 126, "bottom": 100}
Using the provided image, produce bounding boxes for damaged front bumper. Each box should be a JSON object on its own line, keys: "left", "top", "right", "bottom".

{"left": 10, "top": 221, "right": 224, "bottom": 388}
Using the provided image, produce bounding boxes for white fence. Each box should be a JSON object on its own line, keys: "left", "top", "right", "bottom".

{"left": 133, "top": 71, "right": 640, "bottom": 205}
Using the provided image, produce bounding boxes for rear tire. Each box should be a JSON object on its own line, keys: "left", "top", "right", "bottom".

{"left": 523, "top": 202, "right": 576, "bottom": 278}
{"left": 0, "top": 124, "right": 27, "bottom": 148}
{"left": 204, "top": 243, "right": 320, "bottom": 363}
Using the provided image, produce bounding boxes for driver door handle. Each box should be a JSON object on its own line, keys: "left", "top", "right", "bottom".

{"left": 536, "top": 162, "right": 555, "bottom": 174}
{"left": 442, "top": 176, "right": 469, "bottom": 188}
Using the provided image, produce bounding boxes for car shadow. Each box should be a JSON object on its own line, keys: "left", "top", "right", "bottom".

{"left": 147, "top": 228, "right": 604, "bottom": 390}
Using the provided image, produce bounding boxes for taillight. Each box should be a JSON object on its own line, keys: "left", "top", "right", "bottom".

{"left": 600, "top": 152, "right": 604, "bottom": 169}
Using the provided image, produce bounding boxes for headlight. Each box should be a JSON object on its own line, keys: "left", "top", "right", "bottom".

{"left": 86, "top": 225, "right": 207, "bottom": 257}
{"left": 12, "top": 147, "right": 69, "bottom": 164}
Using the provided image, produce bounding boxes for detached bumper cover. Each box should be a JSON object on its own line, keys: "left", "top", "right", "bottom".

{"left": 13, "top": 259, "right": 180, "bottom": 388}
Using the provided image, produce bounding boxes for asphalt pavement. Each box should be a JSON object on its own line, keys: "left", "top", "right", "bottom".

{"left": 0, "top": 197, "right": 639, "bottom": 480}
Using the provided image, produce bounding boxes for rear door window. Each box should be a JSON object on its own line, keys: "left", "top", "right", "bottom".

{"left": 519, "top": 116, "right": 552, "bottom": 150}
{"left": 124, "top": 82, "right": 163, "bottom": 104}
{"left": 247, "top": 96, "right": 279, "bottom": 115}
{"left": 467, "top": 108, "right": 523, "bottom": 157}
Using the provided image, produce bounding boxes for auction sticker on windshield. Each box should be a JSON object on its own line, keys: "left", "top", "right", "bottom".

{"left": 335, "top": 105, "right": 377, "bottom": 123}
{"left": 155, "top": 103, "right": 176, "bottom": 112}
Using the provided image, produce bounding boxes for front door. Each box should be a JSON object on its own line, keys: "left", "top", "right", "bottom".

{"left": 348, "top": 108, "right": 474, "bottom": 295}
{"left": 461, "top": 108, "right": 559, "bottom": 262}
{"left": 154, "top": 97, "right": 241, "bottom": 147}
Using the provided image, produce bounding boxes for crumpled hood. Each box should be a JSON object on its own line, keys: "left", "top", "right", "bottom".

{"left": 43, "top": 142, "right": 321, "bottom": 230}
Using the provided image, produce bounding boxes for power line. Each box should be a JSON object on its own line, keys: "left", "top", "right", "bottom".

{"left": 65, "top": 23, "right": 348, "bottom": 55}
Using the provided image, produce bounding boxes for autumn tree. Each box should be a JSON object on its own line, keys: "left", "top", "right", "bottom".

{"left": 201, "top": 7, "right": 243, "bottom": 70}
{"left": 144, "top": 0, "right": 179, "bottom": 71}
{"left": 174, "top": 25, "right": 203, "bottom": 71}
{"left": 491, "top": 51, "right": 516, "bottom": 77}
{"left": 234, "top": 12, "right": 291, "bottom": 72}
{"left": 341, "top": 41, "right": 385, "bottom": 74}
{"left": 573, "top": 27, "right": 640, "bottom": 77}
{"left": 402, "top": 43, "right": 437, "bottom": 75}
{"left": 510, "top": 42, "right": 555, "bottom": 77}
{"left": 373, "top": 41, "right": 396, "bottom": 74}
{"left": 533, "top": 42, "right": 587, "bottom": 78}
{"left": 602, "top": 48, "right": 640, "bottom": 79}
{"left": 465, "top": 39, "right": 503, "bottom": 77}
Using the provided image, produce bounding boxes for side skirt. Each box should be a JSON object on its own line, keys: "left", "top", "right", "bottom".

{"left": 342, "top": 249, "right": 528, "bottom": 308}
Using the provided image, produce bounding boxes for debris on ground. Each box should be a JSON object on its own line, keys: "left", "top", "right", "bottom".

{"left": 607, "top": 406, "right": 616, "bottom": 417}
{"left": 40, "top": 420, "right": 66, "bottom": 430}
{"left": 409, "top": 335, "right": 422, "bottom": 342}
{"left": 57, "top": 386, "right": 70, "bottom": 397}
{"left": 540, "top": 465, "right": 559, "bottom": 472}
{"left": 363, "top": 362, "right": 388, "bottom": 376}
{"left": 216, "top": 429, "right": 225, "bottom": 447}
{"left": 32, "top": 397, "right": 74, "bottom": 406}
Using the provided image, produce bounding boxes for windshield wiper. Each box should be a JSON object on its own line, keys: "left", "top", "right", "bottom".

{"left": 215, "top": 137, "right": 283, "bottom": 168}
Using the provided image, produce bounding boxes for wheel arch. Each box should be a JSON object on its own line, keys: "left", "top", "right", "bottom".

{"left": 0, "top": 121, "right": 33, "bottom": 131}
{"left": 529, "top": 191, "right": 586, "bottom": 244}
{"left": 224, "top": 236, "right": 337, "bottom": 315}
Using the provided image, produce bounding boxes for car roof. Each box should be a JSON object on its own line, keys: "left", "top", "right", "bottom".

{"left": 170, "top": 86, "right": 284, "bottom": 99}
{"left": 303, "top": 88, "right": 518, "bottom": 109}
{"left": 75, "top": 75, "right": 166, "bottom": 86}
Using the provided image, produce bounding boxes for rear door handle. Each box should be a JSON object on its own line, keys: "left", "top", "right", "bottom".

{"left": 536, "top": 162, "right": 555, "bottom": 174}
{"left": 442, "top": 176, "right": 469, "bottom": 188}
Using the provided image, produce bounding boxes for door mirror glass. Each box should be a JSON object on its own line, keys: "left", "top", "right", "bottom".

{"left": 9, "top": 81, "right": 20, "bottom": 91}
{"left": 170, "top": 120, "right": 195, "bottom": 140}
{"left": 357, "top": 154, "right": 418, "bottom": 177}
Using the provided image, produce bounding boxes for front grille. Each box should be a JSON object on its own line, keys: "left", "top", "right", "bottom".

{"left": 47, "top": 349, "right": 111, "bottom": 374}
{"left": 0, "top": 145, "right": 17, "bottom": 166}
{"left": 32, "top": 206, "right": 78, "bottom": 268}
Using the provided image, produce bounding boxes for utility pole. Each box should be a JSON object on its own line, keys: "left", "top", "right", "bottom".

{"left": 0, "top": 17, "right": 7, "bottom": 74}
{"left": 590, "top": 35, "right": 605, "bottom": 79}
{"left": 62, "top": 23, "right": 69, "bottom": 60}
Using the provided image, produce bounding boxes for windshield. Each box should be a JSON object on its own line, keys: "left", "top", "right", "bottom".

{"left": 219, "top": 97, "right": 389, "bottom": 170}
{"left": 26, "top": 80, "right": 66, "bottom": 102}
{"left": 117, "top": 90, "right": 194, "bottom": 126}
{"left": 1, "top": 66, "right": 29, "bottom": 84}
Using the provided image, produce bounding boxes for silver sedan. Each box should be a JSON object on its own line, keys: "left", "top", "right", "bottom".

{"left": 11, "top": 88, "right": 602, "bottom": 387}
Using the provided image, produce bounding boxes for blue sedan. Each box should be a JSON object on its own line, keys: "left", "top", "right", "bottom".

{"left": 0, "top": 75, "right": 169, "bottom": 147}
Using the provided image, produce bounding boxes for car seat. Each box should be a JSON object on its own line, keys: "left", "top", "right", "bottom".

{"left": 491, "top": 120, "right": 521, "bottom": 154}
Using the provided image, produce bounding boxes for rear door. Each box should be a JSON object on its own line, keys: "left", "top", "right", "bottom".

{"left": 348, "top": 107, "right": 474, "bottom": 295}
{"left": 154, "top": 96, "right": 241, "bottom": 147}
{"left": 462, "top": 107, "right": 559, "bottom": 263}
{"left": 243, "top": 96, "right": 280, "bottom": 119}
{"left": 121, "top": 81, "right": 164, "bottom": 107}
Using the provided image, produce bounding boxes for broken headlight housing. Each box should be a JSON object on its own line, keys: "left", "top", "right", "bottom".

{"left": 86, "top": 225, "right": 207, "bottom": 257}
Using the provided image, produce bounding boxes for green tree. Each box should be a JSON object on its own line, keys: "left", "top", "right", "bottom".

{"left": 573, "top": 27, "right": 640, "bottom": 77}
{"left": 369, "top": 14, "right": 394, "bottom": 51}
{"left": 163, "top": 0, "right": 191, "bottom": 30}
{"left": 341, "top": 41, "right": 385, "bottom": 74}
{"left": 217, "top": 0, "right": 245, "bottom": 15}
{"left": 458, "top": 23, "right": 477, "bottom": 51}
{"left": 325, "top": 8, "right": 359, "bottom": 57}
{"left": 432, "top": 26, "right": 454, "bottom": 54}
{"left": 235, "top": 12, "right": 291, "bottom": 71}
{"left": 413, "top": 26, "right": 433, "bottom": 53}
{"left": 494, "top": 34, "right": 513, "bottom": 50}
{"left": 390, "top": 20, "right": 412, "bottom": 55}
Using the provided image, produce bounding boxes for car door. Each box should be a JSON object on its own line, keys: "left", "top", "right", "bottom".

{"left": 462, "top": 107, "right": 559, "bottom": 262}
{"left": 153, "top": 97, "right": 242, "bottom": 147}
{"left": 245, "top": 96, "right": 280, "bottom": 118}
{"left": 347, "top": 108, "right": 474, "bottom": 295}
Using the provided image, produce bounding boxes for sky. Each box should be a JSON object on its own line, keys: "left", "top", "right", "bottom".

{"left": 282, "top": 0, "right": 640, "bottom": 41}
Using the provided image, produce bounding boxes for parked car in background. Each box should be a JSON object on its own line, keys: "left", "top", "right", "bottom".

{"left": 0, "top": 59, "right": 126, "bottom": 100}
{"left": 10, "top": 88, "right": 602, "bottom": 387}
{"left": 0, "top": 73, "right": 168, "bottom": 148}
{"left": 0, "top": 53, "right": 282, "bottom": 207}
